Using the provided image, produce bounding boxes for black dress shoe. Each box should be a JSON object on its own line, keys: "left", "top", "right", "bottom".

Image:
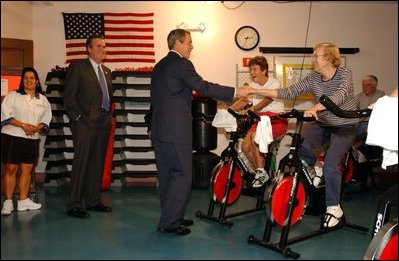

{"left": 67, "top": 207, "right": 90, "bottom": 218}
{"left": 86, "top": 203, "right": 112, "bottom": 212}
{"left": 179, "top": 218, "right": 194, "bottom": 227}
{"left": 157, "top": 226, "right": 191, "bottom": 236}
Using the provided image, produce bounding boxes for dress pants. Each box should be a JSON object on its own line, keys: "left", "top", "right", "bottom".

{"left": 67, "top": 117, "right": 109, "bottom": 209}
{"left": 154, "top": 141, "right": 192, "bottom": 229}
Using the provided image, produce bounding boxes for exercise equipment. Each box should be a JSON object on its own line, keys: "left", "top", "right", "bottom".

{"left": 321, "top": 95, "right": 398, "bottom": 260}
{"left": 247, "top": 101, "right": 369, "bottom": 259}
{"left": 195, "top": 109, "right": 283, "bottom": 227}
{"left": 192, "top": 95, "right": 219, "bottom": 189}
{"left": 363, "top": 183, "right": 398, "bottom": 260}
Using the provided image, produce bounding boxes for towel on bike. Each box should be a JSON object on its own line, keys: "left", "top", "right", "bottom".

{"left": 254, "top": 115, "right": 274, "bottom": 153}
{"left": 366, "top": 95, "right": 398, "bottom": 169}
{"left": 212, "top": 109, "right": 237, "bottom": 132}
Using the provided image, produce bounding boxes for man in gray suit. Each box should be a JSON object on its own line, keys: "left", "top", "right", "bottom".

{"left": 151, "top": 29, "right": 248, "bottom": 235}
{"left": 63, "top": 34, "right": 113, "bottom": 218}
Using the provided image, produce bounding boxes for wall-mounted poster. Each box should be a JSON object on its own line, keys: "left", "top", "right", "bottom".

{"left": 273, "top": 56, "right": 346, "bottom": 100}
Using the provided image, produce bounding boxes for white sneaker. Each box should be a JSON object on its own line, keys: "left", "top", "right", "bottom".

{"left": 252, "top": 169, "right": 269, "bottom": 188}
{"left": 324, "top": 204, "right": 344, "bottom": 228}
{"left": 312, "top": 166, "right": 323, "bottom": 187}
{"left": 17, "top": 198, "right": 41, "bottom": 211}
{"left": 1, "top": 199, "right": 14, "bottom": 215}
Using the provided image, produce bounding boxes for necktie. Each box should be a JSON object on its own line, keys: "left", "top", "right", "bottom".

{"left": 98, "top": 65, "right": 110, "bottom": 111}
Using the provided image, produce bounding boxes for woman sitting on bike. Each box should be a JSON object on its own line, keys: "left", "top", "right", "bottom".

{"left": 230, "top": 56, "right": 288, "bottom": 188}
{"left": 242, "top": 43, "right": 359, "bottom": 228}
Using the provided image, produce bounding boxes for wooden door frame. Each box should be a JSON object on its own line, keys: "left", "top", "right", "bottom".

{"left": 1, "top": 37, "right": 33, "bottom": 75}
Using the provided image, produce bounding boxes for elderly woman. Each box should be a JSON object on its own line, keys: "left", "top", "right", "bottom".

{"left": 244, "top": 42, "right": 358, "bottom": 228}
{"left": 229, "top": 56, "right": 288, "bottom": 188}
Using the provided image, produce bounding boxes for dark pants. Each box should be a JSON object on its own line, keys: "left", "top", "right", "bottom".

{"left": 67, "top": 117, "right": 110, "bottom": 210}
{"left": 153, "top": 141, "right": 192, "bottom": 229}
{"left": 300, "top": 122, "right": 357, "bottom": 206}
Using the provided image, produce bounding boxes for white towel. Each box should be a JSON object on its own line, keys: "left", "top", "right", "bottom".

{"left": 212, "top": 109, "right": 237, "bottom": 132}
{"left": 254, "top": 115, "right": 274, "bottom": 153}
{"left": 381, "top": 149, "right": 398, "bottom": 170}
{"left": 366, "top": 95, "right": 398, "bottom": 169}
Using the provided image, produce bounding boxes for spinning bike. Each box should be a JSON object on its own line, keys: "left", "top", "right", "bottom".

{"left": 339, "top": 146, "right": 378, "bottom": 201}
{"left": 319, "top": 95, "right": 398, "bottom": 260}
{"left": 364, "top": 183, "right": 398, "bottom": 260}
{"left": 247, "top": 100, "right": 369, "bottom": 259}
{"left": 195, "top": 108, "right": 284, "bottom": 227}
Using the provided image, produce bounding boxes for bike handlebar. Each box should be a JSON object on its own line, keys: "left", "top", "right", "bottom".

{"left": 228, "top": 108, "right": 315, "bottom": 122}
{"left": 228, "top": 95, "right": 372, "bottom": 123}
{"left": 275, "top": 109, "right": 316, "bottom": 121}
{"left": 227, "top": 108, "right": 258, "bottom": 121}
{"left": 319, "top": 95, "right": 372, "bottom": 118}
{"left": 247, "top": 110, "right": 261, "bottom": 121}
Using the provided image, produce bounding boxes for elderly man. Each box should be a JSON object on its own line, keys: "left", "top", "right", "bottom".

{"left": 354, "top": 75, "right": 385, "bottom": 146}
{"left": 352, "top": 75, "right": 386, "bottom": 188}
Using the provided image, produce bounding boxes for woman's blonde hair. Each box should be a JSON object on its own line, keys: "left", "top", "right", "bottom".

{"left": 314, "top": 42, "right": 341, "bottom": 68}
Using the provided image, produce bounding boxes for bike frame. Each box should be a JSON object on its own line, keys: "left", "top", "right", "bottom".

{"left": 248, "top": 107, "right": 369, "bottom": 259}
{"left": 196, "top": 109, "right": 281, "bottom": 227}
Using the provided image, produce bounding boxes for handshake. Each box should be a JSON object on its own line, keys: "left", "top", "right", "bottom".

{"left": 236, "top": 83, "right": 253, "bottom": 97}
{"left": 235, "top": 83, "right": 275, "bottom": 99}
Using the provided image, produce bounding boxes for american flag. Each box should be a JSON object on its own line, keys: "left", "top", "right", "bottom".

{"left": 62, "top": 12, "right": 155, "bottom": 64}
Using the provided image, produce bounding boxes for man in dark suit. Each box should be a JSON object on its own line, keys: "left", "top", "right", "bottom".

{"left": 151, "top": 29, "right": 248, "bottom": 235}
{"left": 63, "top": 34, "right": 113, "bottom": 218}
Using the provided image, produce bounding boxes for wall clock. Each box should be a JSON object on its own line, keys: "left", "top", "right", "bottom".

{"left": 235, "top": 25, "right": 260, "bottom": 51}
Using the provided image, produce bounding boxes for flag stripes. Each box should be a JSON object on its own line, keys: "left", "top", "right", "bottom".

{"left": 62, "top": 12, "right": 155, "bottom": 64}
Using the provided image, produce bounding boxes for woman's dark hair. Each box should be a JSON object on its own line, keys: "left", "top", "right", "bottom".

{"left": 248, "top": 56, "right": 269, "bottom": 73}
{"left": 17, "top": 67, "right": 44, "bottom": 94}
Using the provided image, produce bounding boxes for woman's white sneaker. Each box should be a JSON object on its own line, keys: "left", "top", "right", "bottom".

{"left": 1, "top": 199, "right": 14, "bottom": 215}
{"left": 312, "top": 166, "right": 323, "bottom": 187}
{"left": 252, "top": 169, "right": 269, "bottom": 188}
{"left": 17, "top": 198, "right": 41, "bottom": 211}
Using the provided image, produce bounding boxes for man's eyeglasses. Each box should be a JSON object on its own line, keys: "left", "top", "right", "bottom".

{"left": 312, "top": 54, "right": 325, "bottom": 58}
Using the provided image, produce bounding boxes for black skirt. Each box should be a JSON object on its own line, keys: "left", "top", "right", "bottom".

{"left": 1, "top": 133, "right": 40, "bottom": 164}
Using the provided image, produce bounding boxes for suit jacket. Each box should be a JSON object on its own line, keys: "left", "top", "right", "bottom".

{"left": 63, "top": 58, "right": 113, "bottom": 129}
{"left": 150, "top": 51, "right": 235, "bottom": 145}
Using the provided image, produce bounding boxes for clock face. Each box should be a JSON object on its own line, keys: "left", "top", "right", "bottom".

{"left": 235, "top": 25, "right": 260, "bottom": 51}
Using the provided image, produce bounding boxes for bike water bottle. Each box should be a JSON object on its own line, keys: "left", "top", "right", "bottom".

{"left": 300, "top": 158, "right": 316, "bottom": 186}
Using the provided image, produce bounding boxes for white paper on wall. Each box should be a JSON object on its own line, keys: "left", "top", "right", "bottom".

{"left": 1, "top": 79, "right": 9, "bottom": 96}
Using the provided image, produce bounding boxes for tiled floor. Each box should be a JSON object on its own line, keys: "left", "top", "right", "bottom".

{"left": 1, "top": 175, "right": 397, "bottom": 260}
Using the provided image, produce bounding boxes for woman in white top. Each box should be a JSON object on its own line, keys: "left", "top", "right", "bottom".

{"left": 230, "top": 56, "right": 287, "bottom": 188}
{"left": 1, "top": 67, "right": 52, "bottom": 215}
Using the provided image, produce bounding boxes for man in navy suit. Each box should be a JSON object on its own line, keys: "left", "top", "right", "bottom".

{"left": 63, "top": 34, "right": 113, "bottom": 218}
{"left": 151, "top": 29, "right": 248, "bottom": 235}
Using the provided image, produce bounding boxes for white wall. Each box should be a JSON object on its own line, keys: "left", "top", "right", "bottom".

{"left": 1, "top": 1, "right": 33, "bottom": 40}
{"left": 29, "top": 1, "right": 398, "bottom": 92}
{"left": 2, "top": 1, "right": 398, "bottom": 172}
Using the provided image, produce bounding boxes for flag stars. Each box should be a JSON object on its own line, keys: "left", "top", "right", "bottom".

{"left": 63, "top": 13, "right": 104, "bottom": 39}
